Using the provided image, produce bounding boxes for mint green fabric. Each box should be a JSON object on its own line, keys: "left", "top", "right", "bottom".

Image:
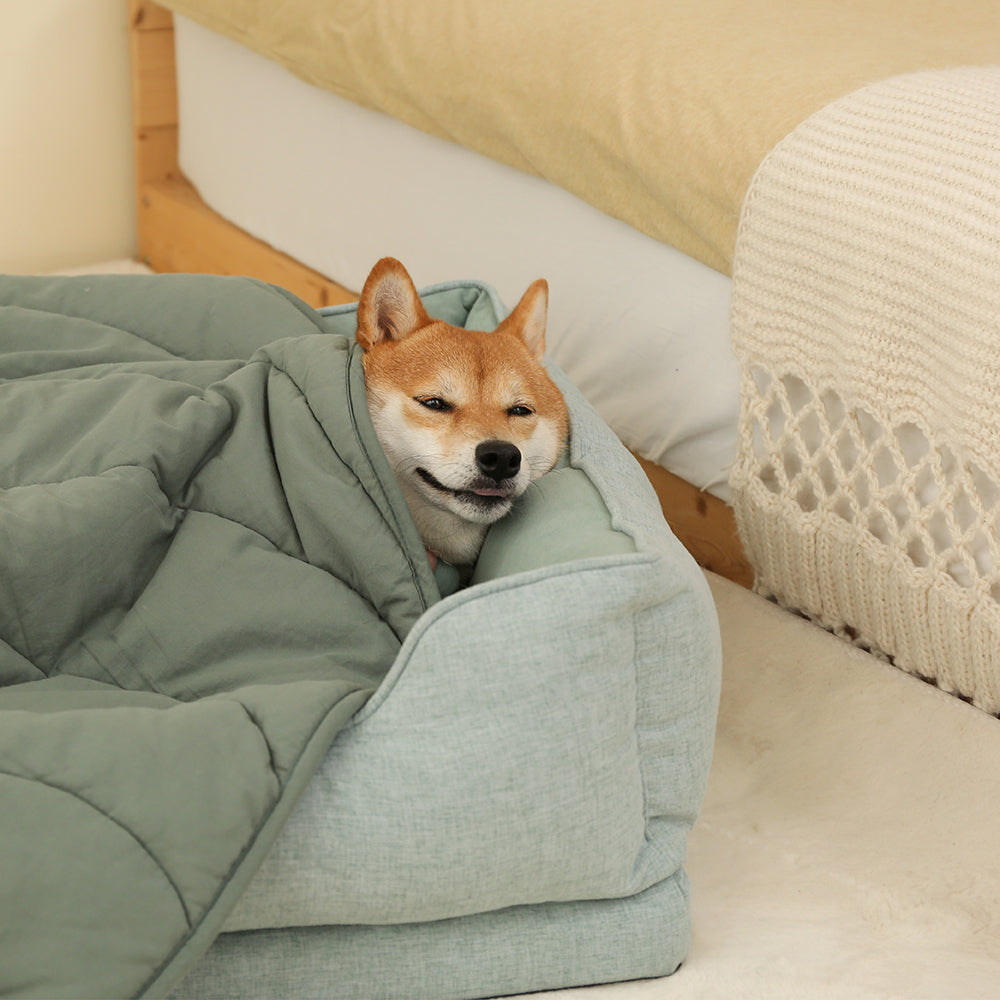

{"left": 218, "top": 358, "right": 720, "bottom": 935}
{"left": 471, "top": 464, "right": 636, "bottom": 581}
{"left": 193, "top": 298, "right": 722, "bottom": 999}
{"left": 179, "top": 876, "right": 691, "bottom": 1000}
{"left": 0, "top": 274, "right": 439, "bottom": 999}
{"left": 2, "top": 274, "right": 721, "bottom": 1000}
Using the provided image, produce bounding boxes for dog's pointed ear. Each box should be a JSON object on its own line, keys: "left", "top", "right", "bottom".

{"left": 356, "top": 258, "right": 432, "bottom": 351}
{"left": 501, "top": 278, "right": 548, "bottom": 361}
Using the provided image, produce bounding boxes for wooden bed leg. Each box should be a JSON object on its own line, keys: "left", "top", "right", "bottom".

{"left": 632, "top": 453, "right": 753, "bottom": 587}
{"left": 126, "top": 0, "right": 357, "bottom": 306}
{"left": 128, "top": 0, "right": 180, "bottom": 230}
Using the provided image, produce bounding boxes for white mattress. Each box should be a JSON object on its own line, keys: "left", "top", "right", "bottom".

{"left": 174, "top": 16, "right": 738, "bottom": 499}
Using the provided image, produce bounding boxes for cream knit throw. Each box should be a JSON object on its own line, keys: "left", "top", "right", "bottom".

{"left": 730, "top": 67, "right": 1000, "bottom": 713}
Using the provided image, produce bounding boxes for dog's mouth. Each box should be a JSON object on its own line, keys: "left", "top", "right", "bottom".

{"left": 416, "top": 467, "right": 514, "bottom": 507}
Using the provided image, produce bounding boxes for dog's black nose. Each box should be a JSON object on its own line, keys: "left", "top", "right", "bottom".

{"left": 476, "top": 440, "right": 521, "bottom": 482}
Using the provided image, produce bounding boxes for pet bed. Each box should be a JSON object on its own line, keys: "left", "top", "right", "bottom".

{"left": 0, "top": 272, "right": 720, "bottom": 999}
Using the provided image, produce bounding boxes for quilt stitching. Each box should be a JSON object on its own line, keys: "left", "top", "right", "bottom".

{"left": 234, "top": 701, "right": 281, "bottom": 785}
{"left": 0, "top": 768, "right": 193, "bottom": 928}
{"left": 0, "top": 521, "right": 35, "bottom": 669}
{"left": 0, "top": 302, "right": 178, "bottom": 359}
{"left": 136, "top": 692, "right": 372, "bottom": 999}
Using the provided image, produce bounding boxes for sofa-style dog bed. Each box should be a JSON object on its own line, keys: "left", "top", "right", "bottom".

{"left": 0, "top": 273, "right": 720, "bottom": 999}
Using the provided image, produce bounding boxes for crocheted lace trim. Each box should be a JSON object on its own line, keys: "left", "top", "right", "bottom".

{"left": 730, "top": 67, "right": 1000, "bottom": 713}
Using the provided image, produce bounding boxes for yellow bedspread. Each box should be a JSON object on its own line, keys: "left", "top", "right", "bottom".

{"left": 160, "top": 0, "right": 1000, "bottom": 275}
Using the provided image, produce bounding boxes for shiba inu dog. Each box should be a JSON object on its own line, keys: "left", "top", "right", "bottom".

{"left": 356, "top": 257, "right": 569, "bottom": 568}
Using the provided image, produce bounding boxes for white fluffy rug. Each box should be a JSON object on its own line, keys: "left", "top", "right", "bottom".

{"left": 518, "top": 573, "right": 1000, "bottom": 1000}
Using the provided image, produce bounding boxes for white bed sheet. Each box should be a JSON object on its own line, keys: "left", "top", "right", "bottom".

{"left": 174, "top": 16, "right": 738, "bottom": 499}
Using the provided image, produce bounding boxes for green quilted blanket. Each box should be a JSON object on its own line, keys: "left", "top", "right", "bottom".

{"left": 0, "top": 274, "right": 440, "bottom": 998}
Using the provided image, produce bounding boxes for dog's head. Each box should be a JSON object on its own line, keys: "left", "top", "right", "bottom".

{"left": 356, "top": 258, "right": 568, "bottom": 556}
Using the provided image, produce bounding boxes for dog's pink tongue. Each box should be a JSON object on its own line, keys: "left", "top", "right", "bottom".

{"left": 474, "top": 486, "right": 507, "bottom": 497}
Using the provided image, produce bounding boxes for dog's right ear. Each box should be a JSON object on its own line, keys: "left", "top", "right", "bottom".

{"left": 355, "top": 257, "right": 431, "bottom": 351}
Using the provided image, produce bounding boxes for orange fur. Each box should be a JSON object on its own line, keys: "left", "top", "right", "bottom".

{"left": 356, "top": 258, "right": 568, "bottom": 567}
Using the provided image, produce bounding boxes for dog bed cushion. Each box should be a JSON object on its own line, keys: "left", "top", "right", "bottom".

{"left": 0, "top": 273, "right": 720, "bottom": 1000}
{"left": 201, "top": 287, "right": 722, "bottom": 1000}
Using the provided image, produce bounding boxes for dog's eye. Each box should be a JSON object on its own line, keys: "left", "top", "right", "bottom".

{"left": 508, "top": 404, "right": 534, "bottom": 417}
{"left": 416, "top": 396, "right": 452, "bottom": 412}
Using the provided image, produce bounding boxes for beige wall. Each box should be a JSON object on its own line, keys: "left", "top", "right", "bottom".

{"left": 0, "top": 1, "right": 136, "bottom": 273}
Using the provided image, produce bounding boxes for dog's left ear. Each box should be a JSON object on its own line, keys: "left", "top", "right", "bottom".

{"left": 356, "top": 257, "right": 432, "bottom": 351}
{"left": 502, "top": 279, "right": 548, "bottom": 361}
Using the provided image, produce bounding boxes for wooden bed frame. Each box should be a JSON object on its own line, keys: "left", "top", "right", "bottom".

{"left": 127, "top": 0, "right": 752, "bottom": 587}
